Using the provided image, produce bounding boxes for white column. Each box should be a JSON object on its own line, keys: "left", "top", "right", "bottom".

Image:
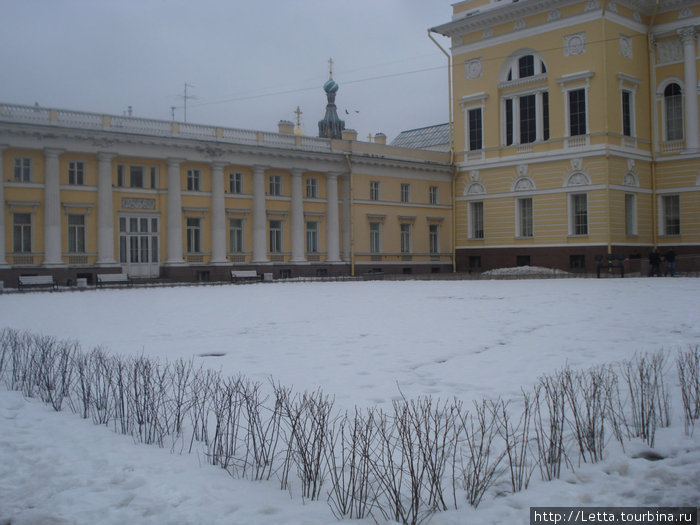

{"left": 210, "top": 161, "right": 227, "bottom": 264}
{"left": 679, "top": 27, "right": 699, "bottom": 152}
{"left": 0, "top": 145, "right": 8, "bottom": 267}
{"left": 165, "top": 158, "right": 184, "bottom": 265}
{"left": 290, "top": 169, "right": 305, "bottom": 262}
{"left": 341, "top": 174, "right": 351, "bottom": 261}
{"left": 252, "top": 165, "right": 268, "bottom": 263}
{"left": 43, "top": 148, "right": 64, "bottom": 266}
{"left": 96, "top": 152, "right": 117, "bottom": 265}
{"left": 535, "top": 92, "right": 544, "bottom": 142}
{"left": 326, "top": 172, "right": 340, "bottom": 262}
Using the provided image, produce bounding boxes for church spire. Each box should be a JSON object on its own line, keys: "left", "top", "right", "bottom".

{"left": 318, "top": 57, "right": 345, "bottom": 139}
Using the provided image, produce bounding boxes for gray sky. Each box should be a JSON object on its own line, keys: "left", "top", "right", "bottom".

{"left": 2, "top": 0, "right": 454, "bottom": 142}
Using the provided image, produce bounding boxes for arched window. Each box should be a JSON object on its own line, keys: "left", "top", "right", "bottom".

{"left": 664, "top": 83, "right": 683, "bottom": 141}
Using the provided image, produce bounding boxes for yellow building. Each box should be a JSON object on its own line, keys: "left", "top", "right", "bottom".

{"left": 0, "top": 78, "right": 453, "bottom": 286}
{"left": 431, "top": 0, "right": 700, "bottom": 273}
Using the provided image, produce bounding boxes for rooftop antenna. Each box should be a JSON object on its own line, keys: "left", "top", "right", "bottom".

{"left": 127, "top": 105, "right": 133, "bottom": 117}
{"left": 294, "top": 106, "right": 303, "bottom": 135}
{"left": 180, "top": 83, "right": 197, "bottom": 122}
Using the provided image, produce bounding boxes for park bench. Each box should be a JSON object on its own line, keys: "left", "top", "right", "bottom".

{"left": 595, "top": 253, "right": 625, "bottom": 278}
{"left": 97, "top": 273, "right": 132, "bottom": 288}
{"left": 18, "top": 275, "right": 57, "bottom": 291}
{"left": 231, "top": 270, "right": 262, "bottom": 283}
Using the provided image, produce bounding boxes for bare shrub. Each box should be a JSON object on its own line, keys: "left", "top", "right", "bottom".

{"left": 496, "top": 393, "right": 534, "bottom": 493}
{"left": 208, "top": 375, "right": 244, "bottom": 473}
{"left": 677, "top": 346, "right": 700, "bottom": 435}
{"left": 532, "top": 373, "right": 567, "bottom": 481}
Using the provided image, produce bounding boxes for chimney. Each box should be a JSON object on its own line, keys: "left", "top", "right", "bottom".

{"left": 374, "top": 132, "right": 387, "bottom": 145}
{"left": 278, "top": 120, "right": 295, "bottom": 134}
{"left": 342, "top": 129, "right": 358, "bottom": 141}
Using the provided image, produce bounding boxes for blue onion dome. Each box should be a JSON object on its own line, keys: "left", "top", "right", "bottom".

{"left": 323, "top": 78, "right": 339, "bottom": 94}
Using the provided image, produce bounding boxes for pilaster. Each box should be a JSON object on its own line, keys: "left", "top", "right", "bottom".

{"left": 678, "top": 27, "right": 699, "bottom": 152}
{"left": 165, "top": 158, "right": 185, "bottom": 265}
{"left": 326, "top": 172, "right": 340, "bottom": 262}
{"left": 0, "top": 145, "right": 8, "bottom": 268}
{"left": 290, "top": 169, "right": 306, "bottom": 263}
{"left": 252, "top": 165, "right": 268, "bottom": 263}
{"left": 96, "top": 152, "right": 118, "bottom": 266}
{"left": 210, "top": 161, "right": 227, "bottom": 264}
{"left": 43, "top": 148, "right": 64, "bottom": 266}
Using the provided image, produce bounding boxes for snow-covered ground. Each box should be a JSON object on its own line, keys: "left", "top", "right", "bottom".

{"left": 1, "top": 278, "right": 699, "bottom": 524}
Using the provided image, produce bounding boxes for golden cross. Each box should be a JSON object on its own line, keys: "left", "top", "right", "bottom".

{"left": 294, "top": 106, "right": 303, "bottom": 128}
{"left": 328, "top": 57, "right": 334, "bottom": 79}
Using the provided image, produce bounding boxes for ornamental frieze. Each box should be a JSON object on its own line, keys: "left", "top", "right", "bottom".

{"left": 122, "top": 197, "right": 156, "bottom": 210}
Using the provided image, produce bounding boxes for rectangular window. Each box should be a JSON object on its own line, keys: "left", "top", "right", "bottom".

{"left": 14, "top": 158, "right": 31, "bottom": 182}
{"left": 229, "top": 218, "right": 243, "bottom": 252}
{"left": 468, "top": 108, "right": 483, "bottom": 150}
{"left": 269, "top": 175, "right": 281, "bottom": 196}
{"left": 400, "top": 183, "right": 410, "bottom": 203}
{"left": 186, "top": 217, "right": 201, "bottom": 253}
{"left": 569, "top": 89, "right": 587, "bottom": 136}
{"left": 68, "top": 161, "right": 85, "bottom": 185}
{"left": 625, "top": 193, "right": 636, "bottom": 236}
{"left": 429, "top": 224, "right": 439, "bottom": 254}
{"left": 470, "top": 201, "right": 484, "bottom": 239}
{"left": 369, "top": 222, "right": 381, "bottom": 253}
{"left": 370, "top": 181, "right": 380, "bottom": 201}
{"left": 662, "top": 195, "right": 680, "bottom": 235}
{"left": 117, "top": 165, "right": 125, "bottom": 187}
{"left": 67, "top": 214, "right": 86, "bottom": 253}
{"left": 571, "top": 193, "right": 588, "bottom": 235}
{"left": 229, "top": 172, "right": 242, "bottom": 193}
{"left": 517, "top": 197, "right": 533, "bottom": 237}
{"left": 306, "top": 221, "right": 319, "bottom": 252}
{"left": 469, "top": 255, "right": 481, "bottom": 269}
{"left": 130, "top": 166, "right": 144, "bottom": 188}
{"left": 187, "top": 169, "right": 201, "bottom": 191}
{"left": 543, "top": 92, "right": 550, "bottom": 141}
{"left": 505, "top": 99, "right": 514, "bottom": 145}
{"left": 518, "top": 55, "right": 534, "bottom": 78}
{"left": 269, "top": 220, "right": 282, "bottom": 252}
{"left": 622, "top": 90, "right": 632, "bottom": 137}
{"left": 306, "top": 177, "right": 318, "bottom": 198}
{"left": 400, "top": 223, "right": 411, "bottom": 253}
{"left": 570, "top": 254, "right": 586, "bottom": 269}
{"left": 150, "top": 167, "right": 159, "bottom": 189}
{"left": 13, "top": 213, "right": 31, "bottom": 253}
{"left": 520, "top": 94, "right": 537, "bottom": 144}
{"left": 429, "top": 186, "right": 438, "bottom": 205}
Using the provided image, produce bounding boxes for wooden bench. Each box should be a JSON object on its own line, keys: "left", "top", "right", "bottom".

{"left": 231, "top": 270, "right": 261, "bottom": 283}
{"left": 595, "top": 254, "right": 625, "bottom": 278}
{"left": 18, "top": 275, "right": 57, "bottom": 291}
{"left": 97, "top": 273, "right": 132, "bottom": 287}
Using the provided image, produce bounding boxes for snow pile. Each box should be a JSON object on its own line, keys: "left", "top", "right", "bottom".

{"left": 481, "top": 265, "right": 569, "bottom": 276}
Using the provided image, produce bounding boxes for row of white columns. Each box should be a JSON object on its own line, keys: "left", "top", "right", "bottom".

{"left": 678, "top": 26, "right": 699, "bottom": 152}
{"left": 0, "top": 151, "right": 345, "bottom": 268}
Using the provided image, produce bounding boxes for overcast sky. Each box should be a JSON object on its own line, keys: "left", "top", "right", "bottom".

{"left": 2, "top": 1, "right": 455, "bottom": 142}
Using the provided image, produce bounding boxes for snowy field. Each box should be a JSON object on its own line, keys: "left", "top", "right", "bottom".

{"left": 1, "top": 278, "right": 699, "bottom": 524}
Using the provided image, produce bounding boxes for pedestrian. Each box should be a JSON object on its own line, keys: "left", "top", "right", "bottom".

{"left": 648, "top": 248, "right": 661, "bottom": 277}
{"left": 664, "top": 247, "right": 676, "bottom": 276}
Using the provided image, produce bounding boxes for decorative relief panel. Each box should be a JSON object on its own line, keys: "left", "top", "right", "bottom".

{"left": 122, "top": 197, "right": 156, "bottom": 210}
{"left": 619, "top": 35, "right": 633, "bottom": 59}
{"left": 482, "top": 28, "right": 494, "bottom": 39}
{"left": 465, "top": 58, "right": 483, "bottom": 80}
{"left": 679, "top": 7, "right": 692, "bottom": 20}
{"left": 656, "top": 39, "right": 682, "bottom": 64}
{"left": 564, "top": 33, "right": 586, "bottom": 56}
{"left": 585, "top": 0, "right": 600, "bottom": 12}
{"left": 514, "top": 19, "right": 526, "bottom": 31}
{"left": 548, "top": 9, "right": 561, "bottom": 21}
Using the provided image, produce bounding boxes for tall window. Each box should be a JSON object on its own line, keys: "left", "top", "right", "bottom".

{"left": 662, "top": 195, "right": 680, "bottom": 235}
{"left": 186, "top": 218, "right": 201, "bottom": 253}
{"left": 306, "top": 221, "right": 319, "bottom": 252}
{"left": 13, "top": 158, "right": 31, "bottom": 182}
{"left": 400, "top": 223, "right": 411, "bottom": 253}
{"left": 502, "top": 53, "right": 548, "bottom": 145}
{"left": 429, "top": 224, "right": 439, "bottom": 254}
{"left": 470, "top": 201, "right": 484, "bottom": 239}
{"left": 370, "top": 181, "right": 380, "bottom": 201}
{"left": 150, "top": 167, "right": 159, "bottom": 189}
{"left": 517, "top": 198, "right": 533, "bottom": 237}
{"left": 401, "top": 183, "right": 410, "bottom": 203}
{"left": 519, "top": 95, "right": 537, "bottom": 144}
{"left": 269, "top": 220, "right": 282, "bottom": 252}
{"left": 68, "top": 214, "right": 86, "bottom": 253}
{"left": 570, "top": 193, "right": 588, "bottom": 235}
{"left": 117, "top": 165, "right": 125, "bottom": 187}
{"left": 622, "top": 90, "right": 632, "bottom": 137}
{"left": 229, "top": 172, "right": 242, "bottom": 193}
{"left": 569, "top": 89, "right": 587, "bottom": 136}
{"left": 68, "top": 161, "right": 85, "bottom": 185}
{"left": 664, "top": 83, "right": 683, "bottom": 141}
{"left": 542, "top": 92, "right": 550, "bottom": 141}
{"left": 130, "top": 166, "right": 144, "bottom": 188}
{"left": 468, "top": 108, "right": 483, "bottom": 150}
{"left": 369, "top": 222, "right": 381, "bottom": 253}
{"left": 13, "top": 213, "right": 31, "bottom": 253}
{"left": 187, "top": 169, "right": 201, "bottom": 191}
{"left": 306, "top": 177, "right": 318, "bottom": 198}
{"left": 269, "top": 175, "right": 281, "bottom": 196}
{"left": 625, "top": 193, "right": 636, "bottom": 236}
{"left": 429, "top": 186, "right": 439, "bottom": 205}
{"left": 229, "top": 218, "right": 243, "bottom": 252}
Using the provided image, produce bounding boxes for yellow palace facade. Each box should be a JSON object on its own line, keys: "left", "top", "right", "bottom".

{"left": 432, "top": 0, "right": 700, "bottom": 272}
{"left": 0, "top": 105, "right": 453, "bottom": 285}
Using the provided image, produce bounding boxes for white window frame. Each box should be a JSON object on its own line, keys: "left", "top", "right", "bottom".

{"left": 557, "top": 71, "right": 593, "bottom": 147}
{"left": 13, "top": 212, "right": 32, "bottom": 253}
{"left": 660, "top": 194, "right": 680, "bottom": 236}
{"left": 370, "top": 181, "right": 380, "bottom": 201}
{"left": 306, "top": 221, "right": 319, "bottom": 253}
{"left": 469, "top": 201, "right": 484, "bottom": 239}
{"left": 229, "top": 218, "right": 244, "bottom": 253}
{"left": 229, "top": 172, "right": 242, "bottom": 194}
{"left": 400, "top": 223, "right": 412, "bottom": 253}
{"left": 269, "top": 175, "right": 282, "bottom": 196}
{"left": 269, "top": 219, "right": 283, "bottom": 252}
{"left": 369, "top": 222, "right": 381, "bottom": 253}
{"left": 467, "top": 106, "right": 483, "bottom": 151}
{"left": 68, "top": 161, "right": 85, "bottom": 185}
{"left": 400, "top": 183, "right": 410, "bottom": 203}
{"left": 618, "top": 73, "right": 640, "bottom": 142}
{"left": 67, "top": 214, "right": 86, "bottom": 253}
{"left": 429, "top": 186, "right": 439, "bottom": 205}
{"left": 429, "top": 224, "right": 439, "bottom": 254}
{"left": 13, "top": 157, "right": 32, "bottom": 182}
{"left": 516, "top": 197, "right": 533, "bottom": 238}
{"left": 186, "top": 217, "right": 202, "bottom": 253}
{"left": 662, "top": 82, "right": 684, "bottom": 142}
{"left": 187, "top": 169, "right": 201, "bottom": 191}
{"left": 306, "top": 177, "right": 318, "bottom": 198}
{"left": 625, "top": 193, "right": 637, "bottom": 236}
{"left": 568, "top": 193, "right": 589, "bottom": 236}
{"left": 130, "top": 166, "right": 145, "bottom": 189}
